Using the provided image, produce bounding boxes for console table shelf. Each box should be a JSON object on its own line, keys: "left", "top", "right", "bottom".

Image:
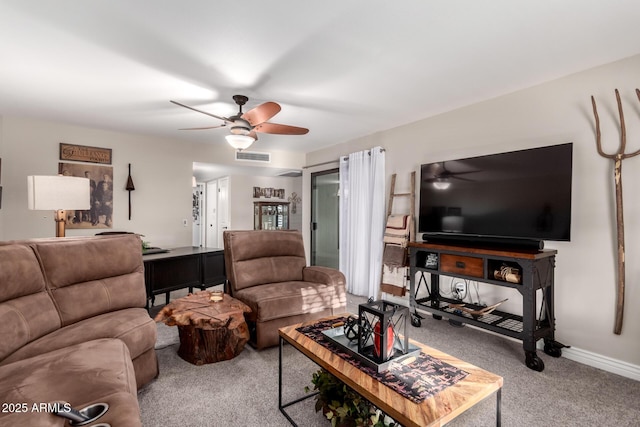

{"left": 408, "top": 242, "right": 564, "bottom": 371}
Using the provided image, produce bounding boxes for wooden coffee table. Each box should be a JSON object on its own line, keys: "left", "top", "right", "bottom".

{"left": 155, "top": 291, "right": 251, "bottom": 365}
{"left": 279, "top": 315, "right": 503, "bottom": 427}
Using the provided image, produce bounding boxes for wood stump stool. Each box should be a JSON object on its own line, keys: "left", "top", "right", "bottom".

{"left": 154, "top": 291, "right": 251, "bottom": 365}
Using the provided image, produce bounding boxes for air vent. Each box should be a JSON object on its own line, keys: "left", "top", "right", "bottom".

{"left": 235, "top": 151, "right": 271, "bottom": 163}
{"left": 278, "top": 170, "right": 302, "bottom": 177}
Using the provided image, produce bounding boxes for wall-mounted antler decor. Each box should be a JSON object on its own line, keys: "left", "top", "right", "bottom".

{"left": 590, "top": 88, "right": 640, "bottom": 335}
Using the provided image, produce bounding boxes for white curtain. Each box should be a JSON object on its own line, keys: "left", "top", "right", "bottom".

{"left": 339, "top": 147, "right": 386, "bottom": 298}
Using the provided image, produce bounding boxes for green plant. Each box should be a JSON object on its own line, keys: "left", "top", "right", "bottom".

{"left": 305, "top": 369, "right": 396, "bottom": 427}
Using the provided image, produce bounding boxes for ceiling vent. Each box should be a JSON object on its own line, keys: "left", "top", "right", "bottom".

{"left": 235, "top": 151, "right": 271, "bottom": 163}
{"left": 278, "top": 170, "right": 302, "bottom": 177}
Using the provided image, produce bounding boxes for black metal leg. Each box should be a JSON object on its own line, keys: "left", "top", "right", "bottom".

{"left": 496, "top": 388, "right": 502, "bottom": 427}
{"left": 278, "top": 337, "right": 320, "bottom": 426}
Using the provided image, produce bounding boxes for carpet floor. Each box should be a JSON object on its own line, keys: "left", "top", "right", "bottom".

{"left": 139, "top": 293, "right": 640, "bottom": 426}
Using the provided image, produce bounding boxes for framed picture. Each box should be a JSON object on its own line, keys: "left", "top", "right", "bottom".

{"left": 58, "top": 162, "right": 113, "bottom": 229}
{"left": 59, "top": 143, "right": 112, "bottom": 164}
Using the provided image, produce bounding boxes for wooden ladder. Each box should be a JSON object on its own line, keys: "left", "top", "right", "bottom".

{"left": 380, "top": 171, "right": 416, "bottom": 297}
{"left": 387, "top": 171, "right": 416, "bottom": 238}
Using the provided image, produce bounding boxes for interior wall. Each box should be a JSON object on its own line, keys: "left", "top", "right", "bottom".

{"left": 304, "top": 54, "right": 640, "bottom": 368}
{"left": 0, "top": 116, "right": 304, "bottom": 248}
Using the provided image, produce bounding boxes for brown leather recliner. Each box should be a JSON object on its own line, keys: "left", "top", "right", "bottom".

{"left": 223, "top": 230, "right": 346, "bottom": 349}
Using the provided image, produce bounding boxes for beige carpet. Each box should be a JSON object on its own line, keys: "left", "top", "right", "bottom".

{"left": 140, "top": 293, "right": 640, "bottom": 426}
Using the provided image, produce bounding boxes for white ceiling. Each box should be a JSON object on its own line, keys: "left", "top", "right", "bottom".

{"left": 1, "top": 1, "right": 640, "bottom": 155}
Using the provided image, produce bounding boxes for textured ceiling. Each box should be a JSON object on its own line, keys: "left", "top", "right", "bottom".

{"left": 1, "top": 1, "right": 639, "bottom": 155}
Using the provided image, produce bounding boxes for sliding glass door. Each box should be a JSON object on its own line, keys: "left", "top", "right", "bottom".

{"left": 310, "top": 169, "right": 339, "bottom": 268}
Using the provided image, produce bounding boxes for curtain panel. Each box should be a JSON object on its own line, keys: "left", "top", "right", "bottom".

{"left": 339, "top": 147, "right": 385, "bottom": 297}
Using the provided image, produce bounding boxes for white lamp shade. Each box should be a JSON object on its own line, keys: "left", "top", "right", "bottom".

{"left": 225, "top": 134, "right": 255, "bottom": 150}
{"left": 28, "top": 175, "right": 91, "bottom": 210}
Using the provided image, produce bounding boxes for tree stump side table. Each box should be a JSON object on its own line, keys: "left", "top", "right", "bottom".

{"left": 154, "top": 291, "right": 252, "bottom": 365}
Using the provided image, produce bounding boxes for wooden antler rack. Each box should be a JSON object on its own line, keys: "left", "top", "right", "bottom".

{"left": 590, "top": 88, "right": 640, "bottom": 335}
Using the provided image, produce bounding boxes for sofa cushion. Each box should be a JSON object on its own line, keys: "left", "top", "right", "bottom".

{"left": 34, "top": 235, "right": 146, "bottom": 325}
{"left": 235, "top": 280, "right": 345, "bottom": 322}
{"left": 0, "top": 338, "right": 140, "bottom": 427}
{"left": 0, "top": 244, "right": 61, "bottom": 362}
{"left": 224, "top": 230, "right": 307, "bottom": 291}
{"left": 0, "top": 308, "right": 156, "bottom": 367}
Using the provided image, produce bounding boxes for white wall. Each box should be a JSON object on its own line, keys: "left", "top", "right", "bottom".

{"left": 0, "top": 116, "right": 304, "bottom": 248}
{"left": 304, "top": 54, "right": 640, "bottom": 368}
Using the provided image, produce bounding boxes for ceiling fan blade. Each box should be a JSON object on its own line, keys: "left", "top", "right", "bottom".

{"left": 249, "top": 130, "right": 259, "bottom": 141}
{"left": 254, "top": 122, "right": 309, "bottom": 135}
{"left": 241, "top": 102, "right": 281, "bottom": 126}
{"left": 170, "top": 100, "right": 231, "bottom": 123}
{"left": 178, "top": 125, "right": 227, "bottom": 130}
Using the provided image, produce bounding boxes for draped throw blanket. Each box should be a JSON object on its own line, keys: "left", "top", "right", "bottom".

{"left": 381, "top": 214, "right": 412, "bottom": 296}
{"left": 383, "top": 214, "right": 411, "bottom": 247}
{"left": 339, "top": 147, "right": 386, "bottom": 298}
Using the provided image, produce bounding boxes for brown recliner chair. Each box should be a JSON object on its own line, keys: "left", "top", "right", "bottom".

{"left": 223, "top": 230, "right": 346, "bottom": 349}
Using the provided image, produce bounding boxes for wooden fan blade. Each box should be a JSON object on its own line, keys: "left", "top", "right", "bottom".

{"left": 254, "top": 122, "right": 309, "bottom": 135}
{"left": 249, "top": 130, "right": 259, "bottom": 141}
{"left": 242, "top": 102, "right": 281, "bottom": 126}
{"left": 170, "top": 100, "right": 231, "bottom": 123}
{"left": 178, "top": 125, "right": 226, "bottom": 130}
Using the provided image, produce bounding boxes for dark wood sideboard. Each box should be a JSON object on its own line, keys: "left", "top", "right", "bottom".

{"left": 142, "top": 247, "right": 225, "bottom": 308}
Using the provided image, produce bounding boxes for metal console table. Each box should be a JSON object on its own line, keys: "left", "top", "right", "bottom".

{"left": 408, "top": 241, "right": 565, "bottom": 371}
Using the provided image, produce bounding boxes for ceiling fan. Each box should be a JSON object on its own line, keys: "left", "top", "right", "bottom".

{"left": 424, "top": 162, "right": 479, "bottom": 190}
{"left": 170, "top": 95, "right": 309, "bottom": 150}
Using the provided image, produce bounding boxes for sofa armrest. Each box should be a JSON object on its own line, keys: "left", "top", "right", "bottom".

{"left": 303, "top": 266, "right": 346, "bottom": 287}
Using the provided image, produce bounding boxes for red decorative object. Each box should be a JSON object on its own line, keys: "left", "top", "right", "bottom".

{"left": 373, "top": 320, "right": 394, "bottom": 358}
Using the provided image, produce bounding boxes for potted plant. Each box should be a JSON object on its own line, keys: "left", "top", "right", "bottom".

{"left": 305, "top": 369, "right": 396, "bottom": 427}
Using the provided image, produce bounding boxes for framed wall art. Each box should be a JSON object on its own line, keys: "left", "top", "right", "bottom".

{"left": 58, "top": 162, "right": 113, "bottom": 229}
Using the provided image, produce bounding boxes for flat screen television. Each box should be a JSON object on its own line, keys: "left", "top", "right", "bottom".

{"left": 418, "top": 143, "right": 573, "bottom": 248}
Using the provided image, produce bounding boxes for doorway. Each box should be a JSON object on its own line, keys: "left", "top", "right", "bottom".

{"left": 311, "top": 169, "right": 339, "bottom": 268}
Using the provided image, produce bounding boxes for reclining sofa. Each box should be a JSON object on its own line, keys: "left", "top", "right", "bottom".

{"left": 223, "top": 230, "right": 346, "bottom": 349}
{"left": 0, "top": 234, "right": 158, "bottom": 426}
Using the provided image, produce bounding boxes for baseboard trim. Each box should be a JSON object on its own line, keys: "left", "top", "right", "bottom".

{"left": 560, "top": 346, "right": 640, "bottom": 381}
{"left": 384, "top": 294, "right": 640, "bottom": 381}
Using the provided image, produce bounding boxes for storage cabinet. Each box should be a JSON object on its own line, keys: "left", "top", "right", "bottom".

{"left": 408, "top": 242, "right": 565, "bottom": 371}
{"left": 143, "top": 247, "right": 225, "bottom": 308}
{"left": 254, "top": 201, "right": 290, "bottom": 230}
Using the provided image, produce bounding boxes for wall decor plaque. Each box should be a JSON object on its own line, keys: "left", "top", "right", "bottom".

{"left": 60, "top": 143, "right": 112, "bottom": 164}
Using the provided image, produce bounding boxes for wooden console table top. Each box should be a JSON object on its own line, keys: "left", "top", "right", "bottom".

{"left": 279, "top": 315, "right": 503, "bottom": 427}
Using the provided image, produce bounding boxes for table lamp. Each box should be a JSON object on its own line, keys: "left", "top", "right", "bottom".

{"left": 27, "top": 175, "right": 91, "bottom": 237}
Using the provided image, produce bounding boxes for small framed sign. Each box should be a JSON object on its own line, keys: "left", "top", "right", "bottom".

{"left": 60, "top": 143, "right": 112, "bottom": 164}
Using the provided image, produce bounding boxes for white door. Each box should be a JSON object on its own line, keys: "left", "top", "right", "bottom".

{"left": 206, "top": 180, "right": 218, "bottom": 248}
{"left": 217, "top": 177, "right": 230, "bottom": 246}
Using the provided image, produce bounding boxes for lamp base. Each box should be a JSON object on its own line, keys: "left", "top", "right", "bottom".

{"left": 55, "top": 209, "right": 66, "bottom": 238}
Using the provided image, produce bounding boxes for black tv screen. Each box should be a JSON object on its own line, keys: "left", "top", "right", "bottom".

{"left": 419, "top": 143, "right": 573, "bottom": 244}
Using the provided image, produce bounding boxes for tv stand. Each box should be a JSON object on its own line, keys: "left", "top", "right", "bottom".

{"left": 408, "top": 241, "right": 564, "bottom": 371}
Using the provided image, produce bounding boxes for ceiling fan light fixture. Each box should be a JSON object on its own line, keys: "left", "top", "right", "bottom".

{"left": 225, "top": 134, "right": 255, "bottom": 151}
{"left": 230, "top": 119, "right": 251, "bottom": 135}
{"left": 432, "top": 179, "right": 451, "bottom": 190}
